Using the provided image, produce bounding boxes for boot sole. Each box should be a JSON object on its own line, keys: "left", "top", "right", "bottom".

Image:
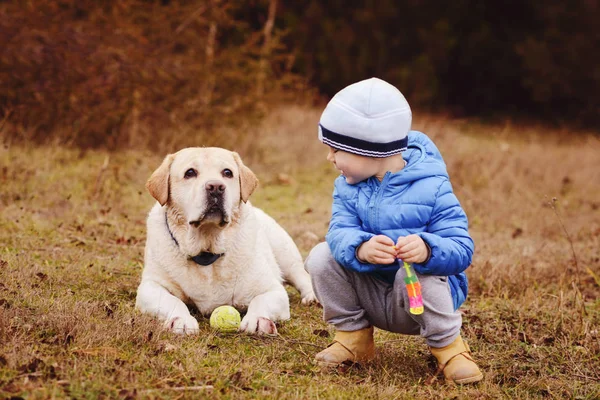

{"left": 449, "top": 372, "right": 484, "bottom": 384}
{"left": 315, "top": 360, "right": 342, "bottom": 368}
{"left": 315, "top": 359, "right": 371, "bottom": 369}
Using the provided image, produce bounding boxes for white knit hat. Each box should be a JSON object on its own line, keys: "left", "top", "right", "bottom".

{"left": 318, "top": 77, "right": 412, "bottom": 157}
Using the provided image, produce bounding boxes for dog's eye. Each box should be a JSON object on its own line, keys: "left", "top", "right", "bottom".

{"left": 184, "top": 168, "right": 197, "bottom": 179}
{"left": 222, "top": 169, "right": 233, "bottom": 178}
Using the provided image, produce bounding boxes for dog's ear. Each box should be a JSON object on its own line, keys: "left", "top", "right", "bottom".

{"left": 232, "top": 152, "right": 258, "bottom": 203}
{"left": 146, "top": 154, "right": 175, "bottom": 206}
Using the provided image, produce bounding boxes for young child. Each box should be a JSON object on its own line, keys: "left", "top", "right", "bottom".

{"left": 305, "top": 77, "right": 483, "bottom": 384}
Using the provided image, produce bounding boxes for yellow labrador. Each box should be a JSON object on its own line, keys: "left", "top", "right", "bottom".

{"left": 135, "top": 147, "right": 317, "bottom": 335}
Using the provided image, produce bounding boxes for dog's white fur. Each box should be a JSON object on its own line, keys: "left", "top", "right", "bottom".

{"left": 135, "top": 147, "right": 316, "bottom": 335}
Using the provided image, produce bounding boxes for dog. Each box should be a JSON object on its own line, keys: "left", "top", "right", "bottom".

{"left": 135, "top": 147, "right": 317, "bottom": 335}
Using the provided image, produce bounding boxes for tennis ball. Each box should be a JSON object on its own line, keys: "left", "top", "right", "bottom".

{"left": 209, "top": 305, "right": 241, "bottom": 332}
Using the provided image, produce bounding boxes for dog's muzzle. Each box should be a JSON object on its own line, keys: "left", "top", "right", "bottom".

{"left": 189, "top": 180, "right": 229, "bottom": 227}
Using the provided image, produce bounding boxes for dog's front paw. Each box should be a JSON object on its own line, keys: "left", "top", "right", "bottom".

{"left": 163, "top": 315, "right": 199, "bottom": 335}
{"left": 256, "top": 317, "right": 277, "bottom": 335}
{"left": 240, "top": 315, "right": 278, "bottom": 336}
{"left": 301, "top": 291, "right": 319, "bottom": 305}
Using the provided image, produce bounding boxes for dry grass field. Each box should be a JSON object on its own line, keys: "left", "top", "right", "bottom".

{"left": 1, "top": 106, "right": 599, "bottom": 399}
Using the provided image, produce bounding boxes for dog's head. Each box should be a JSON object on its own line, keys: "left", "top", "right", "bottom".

{"left": 146, "top": 147, "right": 258, "bottom": 229}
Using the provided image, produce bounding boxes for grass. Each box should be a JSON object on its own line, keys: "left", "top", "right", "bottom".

{"left": 1, "top": 107, "right": 599, "bottom": 399}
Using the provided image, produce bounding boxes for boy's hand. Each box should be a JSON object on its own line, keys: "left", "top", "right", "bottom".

{"left": 357, "top": 235, "right": 396, "bottom": 264}
{"left": 395, "top": 235, "right": 430, "bottom": 264}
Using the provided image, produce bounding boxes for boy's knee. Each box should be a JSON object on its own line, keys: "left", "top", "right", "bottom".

{"left": 305, "top": 242, "right": 333, "bottom": 276}
{"left": 418, "top": 274, "right": 452, "bottom": 298}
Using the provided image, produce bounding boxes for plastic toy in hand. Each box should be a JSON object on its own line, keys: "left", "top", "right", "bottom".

{"left": 402, "top": 261, "right": 424, "bottom": 315}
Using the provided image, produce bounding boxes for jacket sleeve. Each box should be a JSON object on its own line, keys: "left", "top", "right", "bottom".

{"left": 414, "top": 179, "right": 474, "bottom": 276}
{"left": 325, "top": 182, "right": 375, "bottom": 272}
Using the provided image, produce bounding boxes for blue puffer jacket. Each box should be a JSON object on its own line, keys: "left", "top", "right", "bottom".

{"left": 326, "top": 131, "right": 473, "bottom": 310}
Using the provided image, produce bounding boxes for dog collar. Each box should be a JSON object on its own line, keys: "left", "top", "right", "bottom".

{"left": 190, "top": 252, "right": 223, "bottom": 266}
{"left": 164, "top": 212, "right": 224, "bottom": 266}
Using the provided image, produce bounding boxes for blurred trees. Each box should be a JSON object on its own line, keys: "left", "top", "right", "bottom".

{"left": 1, "top": 0, "right": 598, "bottom": 149}
{"left": 0, "top": 0, "right": 304, "bottom": 149}
{"left": 279, "top": 0, "right": 600, "bottom": 127}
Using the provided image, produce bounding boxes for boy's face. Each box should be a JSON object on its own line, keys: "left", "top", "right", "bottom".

{"left": 326, "top": 147, "right": 380, "bottom": 185}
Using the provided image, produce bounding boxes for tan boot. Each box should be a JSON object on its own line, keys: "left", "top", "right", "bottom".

{"left": 314, "top": 326, "right": 375, "bottom": 367}
{"left": 430, "top": 335, "right": 483, "bottom": 384}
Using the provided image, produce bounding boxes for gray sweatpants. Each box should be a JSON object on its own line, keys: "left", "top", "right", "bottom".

{"left": 305, "top": 242, "right": 462, "bottom": 348}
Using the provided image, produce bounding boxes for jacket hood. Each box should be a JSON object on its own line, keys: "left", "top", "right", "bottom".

{"left": 383, "top": 130, "right": 448, "bottom": 186}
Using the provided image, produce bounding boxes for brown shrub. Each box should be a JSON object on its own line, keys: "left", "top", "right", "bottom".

{"left": 0, "top": 0, "right": 309, "bottom": 150}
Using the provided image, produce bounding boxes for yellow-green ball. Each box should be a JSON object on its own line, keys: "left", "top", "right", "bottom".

{"left": 209, "top": 305, "right": 241, "bottom": 332}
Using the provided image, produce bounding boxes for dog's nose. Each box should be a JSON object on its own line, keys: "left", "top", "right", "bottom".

{"left": 205, "top": 180, "right": 225, "bottom": 194}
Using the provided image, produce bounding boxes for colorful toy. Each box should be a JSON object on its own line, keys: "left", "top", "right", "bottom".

{"left": 402, "top": 261, "right": 424, "bottom": 315}
{"left": 392, "top": 245, "right": 424, "bottom": 315}
{"left": 209, "top": 305, "right": 241, "bottom": 332}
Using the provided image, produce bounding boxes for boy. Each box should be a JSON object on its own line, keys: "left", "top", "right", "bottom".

{"left": 305, "top": 78, "right": 483, "bottom": 384}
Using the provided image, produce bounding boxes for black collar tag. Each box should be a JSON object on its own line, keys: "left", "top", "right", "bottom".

{"left": 190, "top": 252, "right": 223, "bottom": 266}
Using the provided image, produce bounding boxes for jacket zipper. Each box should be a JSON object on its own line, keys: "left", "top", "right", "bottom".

{"left": 368, "top": 172, "right": 390, "bottom": 233}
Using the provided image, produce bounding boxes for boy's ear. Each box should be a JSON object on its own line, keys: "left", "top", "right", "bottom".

{"left": 146, "top": 154, "right": 175, "bottom": 206}
{"left": 232, "top": 152, "right": 258, "bottom": 203}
